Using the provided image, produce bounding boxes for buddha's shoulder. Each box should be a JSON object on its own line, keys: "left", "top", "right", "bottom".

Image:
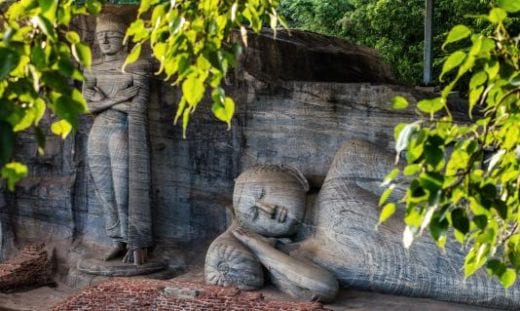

{"left": 125, "top": 58, "right": 152, "bottom": 73}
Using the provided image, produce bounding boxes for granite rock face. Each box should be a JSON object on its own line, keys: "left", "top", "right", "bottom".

{"left": 240, "top": 29, "right": 395, "bottom": 84}
{"left": 6, "top": 7, "right": 410, "bottom": 250}
{"left": 3, "top": 4, "right": 480, "bottom": 304}
{"left": 299, "top": 140, "right": 520, "bottom": 310}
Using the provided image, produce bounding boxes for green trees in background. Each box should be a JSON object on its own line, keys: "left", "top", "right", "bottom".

{"left": 0, "top": 0, "right": 281, "bottom": 187}
{"left": 279, "top": 0, "right": 502, "bottom": 85}
{"left": 278, "top": 0, "right": 351, "bottom": 36}
{"left": 380, "top": 1, "right": 520, "bottom": 288}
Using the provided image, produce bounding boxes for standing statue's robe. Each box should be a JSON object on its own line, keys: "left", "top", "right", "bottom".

{"left": 86, "top": 59, "right": 152, "bottom": 249}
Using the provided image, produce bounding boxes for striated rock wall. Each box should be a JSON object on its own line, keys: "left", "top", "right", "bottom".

{"left": 6, "top": 6, "right": 409, "bottom": 252}
{"left": 4, "top": 3, "right": 433, "bottom": 295}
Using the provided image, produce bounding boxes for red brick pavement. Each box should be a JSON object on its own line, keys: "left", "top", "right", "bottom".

{"left": 52, "top": 278, "right": 332, "bottom": 311}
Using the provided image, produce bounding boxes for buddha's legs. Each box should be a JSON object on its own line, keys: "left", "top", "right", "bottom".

{"left": 88, "top": 111, "right": 129, "bottom": 259}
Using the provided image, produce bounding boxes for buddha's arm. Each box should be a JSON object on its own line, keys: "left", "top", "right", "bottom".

{"left": 128, "top": 72, "right": 150, "bottom": 115}
{"left": 84, "top": 86, "right": 139, "bottom": 114}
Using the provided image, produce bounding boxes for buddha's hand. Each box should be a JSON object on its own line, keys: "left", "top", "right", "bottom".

{"left": 115, "top": 85, "right": 140, "bottom": 103}
{"left": 83, "top": 88, "right": 105, "bottom": 102}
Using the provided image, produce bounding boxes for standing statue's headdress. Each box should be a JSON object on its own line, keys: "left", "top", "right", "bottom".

{"left": 96, "top": 13, "right": 127, "bottom": 34}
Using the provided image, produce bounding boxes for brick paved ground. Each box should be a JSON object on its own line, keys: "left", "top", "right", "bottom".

{"left": 0, "top": 243, "right": 54, "bottom": 293}
{"left": 52, "top": 278, "right": 331, "bottom": 311}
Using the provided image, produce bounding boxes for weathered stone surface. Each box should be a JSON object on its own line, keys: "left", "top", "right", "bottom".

{"left": 205, "top": 224, "right": 264, "bottom": 290}
{"left": 10, "top": 80, "right": 426, "bottom": 272}
{"left": 233, "top": 227, "right": 339, "bottom": 303}
{"left": 241, "top": 29, "right": 395, "bottom": 84}
{"left": 0, "top": 190, "right": 12, "bottom": 262}
{"left": 233, "top": 165, "right": 309, "bottom": 237}
{"left": 77, "top": 258, "right": 166, "bottom": 277}
{"left": 84, "top": 13, "right": 154, "bottom": 265}
{"left": 297, "top": 140, "right": 520, "bottom": 310}
{"left": 9, "top": 6, "right": 501, "bottom": 308}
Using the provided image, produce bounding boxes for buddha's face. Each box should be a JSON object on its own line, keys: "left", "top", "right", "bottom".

{"left": 96, "top": 31, "right": 124, "bottom": 56}
{"left": 233, "top": 168, "right": 307, "bottom": 237}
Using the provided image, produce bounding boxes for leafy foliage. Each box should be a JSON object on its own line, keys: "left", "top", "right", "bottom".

{"left": 0, "top": 0, "right": 281, "bottom": 187}
{"left": 0, "top": 0, "right": 102, "bottom": 187}
{"left": 343, "top": 0, "right": 505, "bottom": 85}
{"left": 125, "top": 0, "right": 282, "bottom": 137}
{"left": 278, "top": 0, "right": 518, "bottom": 85}
{"left": 381, "top": 3, "right": 520, "bottom": 288}
{"left": 278, "top": 0, "right": 351, "bottom": 36}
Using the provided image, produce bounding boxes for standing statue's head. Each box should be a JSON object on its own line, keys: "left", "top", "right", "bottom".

{"left": 96, "top": 14, "right": 127, "bottom": 56}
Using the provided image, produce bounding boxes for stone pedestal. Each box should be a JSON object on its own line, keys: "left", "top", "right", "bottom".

{"left": 77, "top": 258, "right": 166, "bottom": 277}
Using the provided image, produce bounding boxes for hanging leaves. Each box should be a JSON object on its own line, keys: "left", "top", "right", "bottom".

{"left": 381, "top": 5, "right": 520, "bottom": 288}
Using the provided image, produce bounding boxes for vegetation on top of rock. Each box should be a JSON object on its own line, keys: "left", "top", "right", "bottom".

{"left": 279, "top": 0, "right": 520, "bottom": 85}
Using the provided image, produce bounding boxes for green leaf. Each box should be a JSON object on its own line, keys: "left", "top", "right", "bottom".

{"left": 468, "top": 87, "right": 483, "bottom": 118}
{"left": 51, "top": 119, "right": 73, "bottom": 139}
{"left": 33, "top": 15, "right": 57, "bottom": 41}
{"left": 0, "top": 121, "right": 14, "bottom": 165}
{"left": 470, "top": 71, "right": 487, "bottom": 90}
{"left": 50, "top": 94, "right": 86, "bottom": 128}
{"left": 378, "top": 203, "right": 397, "bottom": 225}
{"left": 419, "top": 172, "right": 443, "bottom": 194}
{"left": 39, "top": 0, "right": 58, "bottom": 21}
{"left": 500, "top": 269, "right": 517, "bottom": 288}
{"left": 395, "top": 122, "right": 419, "bottom": 155}
{"left": 440, "top": 51, "right": 466, "bottom": 80}
{"left": 86, "top": 0, "right": 102, "bottom": 14}
{"left": 443, "top": 25, "right": 471, "bottom": 49}
{"left": 123, "top": 44, "right": 142, "bottom": 71}
{"left": 382, "top": 168, "right": 399, "bottom": 187}
{"left": 498, "top": 0, "right": 520, "bottom": 13}
{"left": 0, "top": 48, "right": 20, "bottom": 80}
{"left": 182, "top": 107, "right": 190, "bottom": 139}
{"left": 72, "top": 42, "right": 92, "bottom": 68}
{"left": 392, "top": 96, "right": 409, "bottom": 109}
{"left": 452, "top": 208, "right": 470, "bottom": 234}
{"left": 13, "top": 99, "right": 46, "bottom": 132}
{"left": 425, "top": 136, "right": 444, "bottom": 167}
{"left": 1, "top": 161, "right": 28, "bottom": 191}
{"left": 212, "top": 96, "right": 235, "bottom": 128}
{"left": 486, "top": 60, "right": 500, "bottom": 80}
{"left": 473, "top": 215, "right": 488, "bottom": 230}
{"left": 31, "top": 46, "right": 47, "bottom": 69}
{"left": 403, "top": 164, "right": 421, "bottom": 176}
{"left": 126, "top": 20, "right": 148, "bottom": 43}
{"left": 417, "top": 98, "right": 445, "bottom": 114}
{"left": 182, "top": 75, "right": 205, "bottom": 106}
{"left": 430, "top": 214, "right": 449, "bottom": 242}
{"left": 66, "top": 31, "right": 81, "bottom": 44}
{"left": 489, "top": 8, "right": 507, "bottom": 24}
{"left": 379, "top": 184, "right": 395, "bottom": 206}
{"left": 138, "top": 0, "right": 153, "bottom": 15}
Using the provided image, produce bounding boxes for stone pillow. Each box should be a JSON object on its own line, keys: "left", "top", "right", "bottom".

{"left": 204, "top": 228, "right": 264, "bottom": 290}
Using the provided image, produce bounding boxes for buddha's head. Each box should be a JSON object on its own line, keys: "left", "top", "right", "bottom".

{"left": 96, "top": 14, "right": 126, "bottom": 56}
{"left": 233, "top": 165, "right": 309, "bottom": 237}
